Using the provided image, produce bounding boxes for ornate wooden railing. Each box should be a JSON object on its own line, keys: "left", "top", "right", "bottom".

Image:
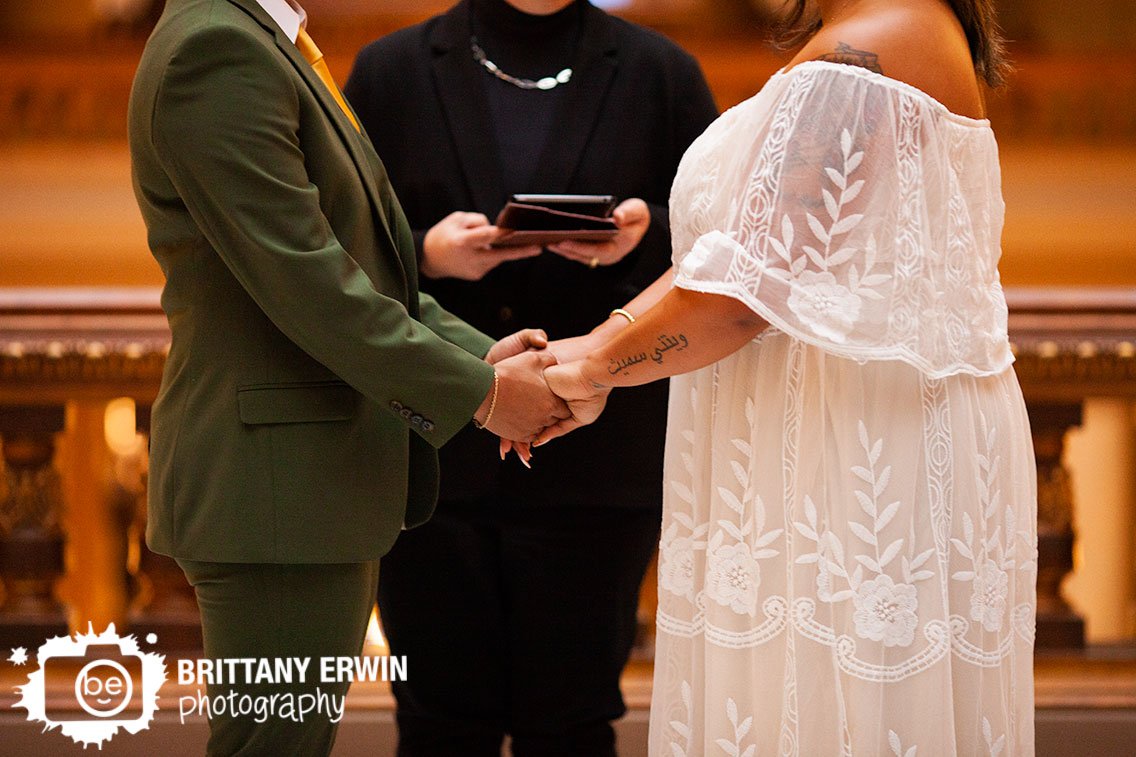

{"left": 1, "top": 287, "right": 1134, "bottom": 651}
{"left": 0, "top": 288, "right": 200, "bottom": 648}
{"left": 1007, "top": 289, "right": 1136, "bottom": 646}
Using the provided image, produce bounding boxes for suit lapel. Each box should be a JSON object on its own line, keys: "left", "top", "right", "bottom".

{"left": 428, "top": 2, "right": 508, "bottom": 215}
{"left": 527, "top": 4, "right": 618, "bottom": 192}
{"left": 226, "top": 0, "right": 409, "bottom": 297}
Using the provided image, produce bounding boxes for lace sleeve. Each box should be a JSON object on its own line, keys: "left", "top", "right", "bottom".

{"left": 672, "top": 64, "right": 1012, "bottom": 377}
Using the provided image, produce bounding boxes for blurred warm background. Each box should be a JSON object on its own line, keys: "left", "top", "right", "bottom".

{"left": 2, "top": 0, "right": 1136, "bottom": 288}
{"left": 0, "top": 2, "right": 1134, "bottom": 755}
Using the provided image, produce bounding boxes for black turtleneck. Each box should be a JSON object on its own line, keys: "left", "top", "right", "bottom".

{"left": 469, "top": 0, "right": 584, "bottom": 192}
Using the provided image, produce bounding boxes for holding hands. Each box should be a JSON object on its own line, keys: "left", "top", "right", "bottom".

{"left": 479, "top": 328, "right": 610, "bottom": 462}
{"left": 536, "top": 362, "right": 610, "bottom": 446}
{"left": 459, "top": 197, "right": 659, "bottom": 453}
{"left": 481, "top": 278, "right": 771, "bottom": 457}
{"left": 478, "top": 329, "right": 568, "bottom": 444}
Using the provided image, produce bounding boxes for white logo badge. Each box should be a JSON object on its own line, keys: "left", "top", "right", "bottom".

{"left": 11, "top": 624, "right": 167, "bottom": 748}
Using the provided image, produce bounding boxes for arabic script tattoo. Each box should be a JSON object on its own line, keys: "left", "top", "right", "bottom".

{"left": 816, "top": 42, "right": 883, "bottom": 75}
{"left": 607, "top": 333, "right": 690, "bottom": 376}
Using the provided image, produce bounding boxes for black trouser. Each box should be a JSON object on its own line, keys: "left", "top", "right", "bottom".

{"left": 177, "top": 559, "right": 380, "bottom": 757}
{"left": 377, "top": 499, "right": 661, "bottom": 757}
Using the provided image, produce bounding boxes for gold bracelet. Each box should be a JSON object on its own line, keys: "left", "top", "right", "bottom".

{"left": 609, "top": 308, "right": 636, "bottom": 325}
{"left": 473, "top": 371, "right": 499, "bottom": 430}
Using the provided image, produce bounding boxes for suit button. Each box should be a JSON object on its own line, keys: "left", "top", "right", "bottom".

{"left": 400, "top": 408, "right": 412, "bottom": 420}
{"left": 422, "top": 420, "right": 435, "bottom": 432}
{"left": 390, "top": 401, "right": 403, "bottom": 412}
{"left": 499, "top": 306, "right": 513, "bottom": 322}
{"left": 411, "top": 414, "right": 423, "bottom": 426}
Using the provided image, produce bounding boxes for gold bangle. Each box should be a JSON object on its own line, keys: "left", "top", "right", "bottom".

{"left": 609, "top": 308, "right": 636, "bottom": 325}
{"left": 473, "top": 371, "right": 499, "bottom": 430}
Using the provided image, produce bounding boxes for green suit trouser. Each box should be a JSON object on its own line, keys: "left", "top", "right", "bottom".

{"left": 177, "top": 559, "right": 380, "bottom": 757}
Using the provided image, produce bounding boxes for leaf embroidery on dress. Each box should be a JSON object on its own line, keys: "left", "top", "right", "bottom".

{"left": 661, "top": 387, "right": 709, "bottom": 601}
{"left": 705, "top": 401, "right": 783, "bottom": 616}
{"left": 668, "top": 680, "right": 695, "bottom": 757}
{"left": 715, "top": 697, "right": 756, "bottom": 757}
{"left": 793, "top": 421, "right": 934, "bottom": 647}
{"left": 982, "top": 716, "right": 1006, "bottom": 756}
{"left": 888, "top": 729, "right": 918, "bottom": 757}
{"left": 765, "top": 128, "right": 890, "bottom": 343}
{"left": 950, "top": 414, "right": 1014, "bottom": 634}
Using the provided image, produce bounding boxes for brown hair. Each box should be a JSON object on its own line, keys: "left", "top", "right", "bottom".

{"left": 778, "top": 0, "right": 1011, "bottom": 87}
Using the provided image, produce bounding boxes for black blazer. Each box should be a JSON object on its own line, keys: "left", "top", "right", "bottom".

{"left": 346, "top": 1, "right": 717, "bottom": 507}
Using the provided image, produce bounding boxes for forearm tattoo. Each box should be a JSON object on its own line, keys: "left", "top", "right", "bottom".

{"left": 607, "top": 333, "right": 690, "bottom": 377}
{"left": 817, "top": 42, "right": 883, "bottom": 74}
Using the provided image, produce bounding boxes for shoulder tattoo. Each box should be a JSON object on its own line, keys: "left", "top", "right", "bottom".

{"left": 816, "top": 42, "right": 883, "bottom": 75}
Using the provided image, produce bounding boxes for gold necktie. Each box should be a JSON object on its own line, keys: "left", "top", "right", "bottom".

{"left": 295, "top": 27, "right": 361, "bottom": 133}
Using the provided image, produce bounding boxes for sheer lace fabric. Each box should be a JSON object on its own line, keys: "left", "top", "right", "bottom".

{"left": 651, "top": 62, "right": 1036, "bottom": 756}
{"left": 671, "top": 62, "right": 1010, "bottom": 379}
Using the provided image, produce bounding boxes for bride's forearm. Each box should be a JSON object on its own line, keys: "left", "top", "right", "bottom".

{"left": 581, "top": 285, "right": 766, "bottom": 388}
{"left": 588, "top": 267, "right": 676, "bottom": 343}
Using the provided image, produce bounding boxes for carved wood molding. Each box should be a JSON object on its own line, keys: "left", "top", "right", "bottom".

{"left": 1, "top": 286, "right": 1134, "bottom": 400}
{"left": 1007, "top": 288, "right": 1136, "bottom": 400}
{"left": 0, "top": 288, "right": 166, "bottom": 402}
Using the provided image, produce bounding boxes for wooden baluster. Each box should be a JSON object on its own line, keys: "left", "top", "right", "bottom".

{"left": 1030, "top": 403, "right": 1087, "bottom": 648}
{"left": 127, "top": 404, "right": 202, "bottom": 651}
{"left": 632, "top": 551, "right": 658, "bottom": 661}
{"left": 0, "top": 405, "right": 69, "bottom": 646}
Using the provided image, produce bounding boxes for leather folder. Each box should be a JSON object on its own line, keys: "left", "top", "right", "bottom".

{"left": 492, "top": 194, "right": 618, "bottom": 247}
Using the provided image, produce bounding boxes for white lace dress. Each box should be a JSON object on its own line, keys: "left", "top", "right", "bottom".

{"left": 651, "top": 62, "right": 1037, "bottom": 756}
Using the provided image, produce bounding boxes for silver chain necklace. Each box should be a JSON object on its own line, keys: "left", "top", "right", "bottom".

{"left": 470, "top": 37, "right": 572, "bottom": 91}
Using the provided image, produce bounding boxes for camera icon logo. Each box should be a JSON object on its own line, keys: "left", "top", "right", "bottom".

{"left": 11, "top": 624, "right": 167, "bottom": 748}
{"left": 63, "top": 647, "right": 140, "bottom": 719}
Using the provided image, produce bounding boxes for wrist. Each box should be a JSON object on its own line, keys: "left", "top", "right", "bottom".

{"left": 578, "top": 353, "right": 610, "bottom": 392}
{"left": 421, "top": 228, "right": 444, "bottom": 278}
{"left": 592, "top": 314, "right": 627, "bottom": 341}
{"left": 472, "top": 370, "right": 499, "bottom": 429}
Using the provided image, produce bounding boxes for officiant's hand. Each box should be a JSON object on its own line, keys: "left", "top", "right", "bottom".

{"left": 548, "top": 198, "right": 649, "bottom": 268}
{"left": 533, "top": 361, "right": 611, "bottom": 446}
{"left": 422, "top": 211, "right": 542, "bottom": 281}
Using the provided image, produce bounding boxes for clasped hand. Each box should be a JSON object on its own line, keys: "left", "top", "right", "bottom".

{"left": 480, "top": 329, "right": 611, "bottom": 462}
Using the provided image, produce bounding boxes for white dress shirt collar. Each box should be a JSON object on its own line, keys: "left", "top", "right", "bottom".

{"left": 254, "top": 0, "right": 306, "bottom": 43}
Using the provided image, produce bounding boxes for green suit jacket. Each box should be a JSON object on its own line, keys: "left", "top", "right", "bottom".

{"left": 128, "top": 0, "right": 496, "bottom": 563}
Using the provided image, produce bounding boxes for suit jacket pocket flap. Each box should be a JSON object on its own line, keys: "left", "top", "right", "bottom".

{"left": 237, "top": 382, "right": 358, "bottom": 425}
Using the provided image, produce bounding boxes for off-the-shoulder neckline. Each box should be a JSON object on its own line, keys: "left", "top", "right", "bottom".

{"left": 775, "top": 60, "right": 992, "bottom": 127}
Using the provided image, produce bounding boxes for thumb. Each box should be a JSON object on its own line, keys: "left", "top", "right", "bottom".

{"left": 460, "top": 212, "right": 491, "bottom": 228}
{"left": 518, "top": 328, "right": 549, "bottom": 350}
{"left": 531, "top": 349, "right": 559, "bottom": 369}
{"left": 532, "top": 417, "right": 582, "bottom": 447}
{"left": 614, "top": 198, "right": 648, "bottom": 227}
{"left": 461, "top": 225, "right": 502, "bottom": 248}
